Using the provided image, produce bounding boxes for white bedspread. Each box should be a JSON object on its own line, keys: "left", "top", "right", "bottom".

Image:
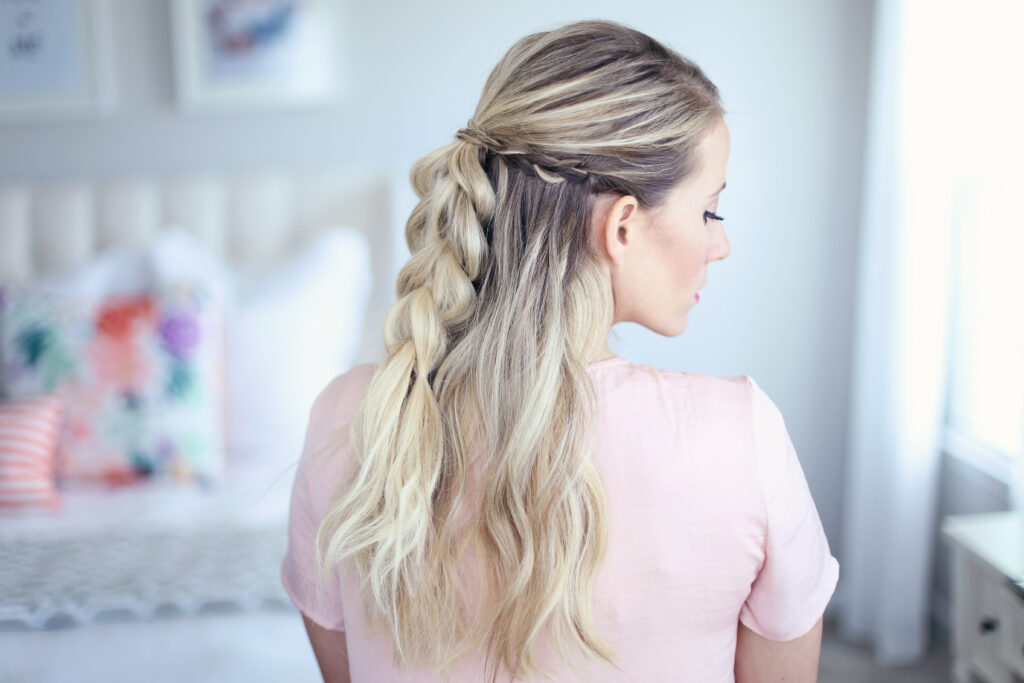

{"left": 0, "top": 462, "right": 298, "bottom": 629}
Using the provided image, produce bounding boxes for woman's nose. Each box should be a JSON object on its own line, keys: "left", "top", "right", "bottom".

{"left": 708, "top": 224, "right": 731, "bottom": 261}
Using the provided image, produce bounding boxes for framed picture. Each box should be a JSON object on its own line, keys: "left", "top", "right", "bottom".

{"left": 0, "top": 0, "right": 115, "bottom": 122}
{"left": 171, "top": 0, "right": 343, "bottom": 112}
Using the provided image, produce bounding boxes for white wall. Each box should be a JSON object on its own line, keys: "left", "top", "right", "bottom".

{"left": 0, "top": 0, "right": 875, "bottom": 566}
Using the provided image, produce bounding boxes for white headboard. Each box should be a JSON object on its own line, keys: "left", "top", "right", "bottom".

{"left": 0, "top": 170, "right": 405, "bottom": 366}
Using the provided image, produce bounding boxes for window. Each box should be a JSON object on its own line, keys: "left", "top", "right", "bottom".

{"left": 943, "top": 171, "right": 1024, "bottom": 483}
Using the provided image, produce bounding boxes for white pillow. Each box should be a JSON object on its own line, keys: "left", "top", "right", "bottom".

{"left": 223, "top": 227, "right": 372, "bottom": 468}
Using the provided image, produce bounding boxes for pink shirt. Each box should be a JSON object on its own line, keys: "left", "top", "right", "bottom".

{"left": 281, "top": 356, "right": 839, "bottom": 682}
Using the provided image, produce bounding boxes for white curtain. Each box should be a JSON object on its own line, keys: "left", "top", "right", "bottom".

{"left": 838, "top": 0, "right": 1024, "bottom": 665}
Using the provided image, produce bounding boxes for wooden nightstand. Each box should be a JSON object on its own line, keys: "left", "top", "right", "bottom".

{"left": 942, "top": 511, "right": 1024, "bottom": 683}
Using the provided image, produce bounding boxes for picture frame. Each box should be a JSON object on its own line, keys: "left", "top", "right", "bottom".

{"left": 170, "top": 0, "right": 343, "bottom": 113}
{"left": 0, "top": 0, "right": 115, "bottom": 122}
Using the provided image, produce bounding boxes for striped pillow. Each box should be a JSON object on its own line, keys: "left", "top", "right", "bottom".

{"left": 0, "top": 393, "right": 63, "bottom": 509}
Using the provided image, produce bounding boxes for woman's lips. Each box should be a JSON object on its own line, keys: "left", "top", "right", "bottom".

{"left": 694, "top": 292, "right": 700, "bottom": 302}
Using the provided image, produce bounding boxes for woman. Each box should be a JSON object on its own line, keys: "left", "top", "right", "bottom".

{"left": 281, "top": 18, "right": 839, "bottom": 683}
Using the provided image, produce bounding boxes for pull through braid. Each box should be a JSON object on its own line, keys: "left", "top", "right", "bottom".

{"left": 387, "top": 135, "right": 494, "bottom": 376}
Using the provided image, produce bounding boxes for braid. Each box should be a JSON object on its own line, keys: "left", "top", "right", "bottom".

{"left": 391, "top": 137, "right": 494, "bottom": 368}
{"left": 456, "top": 120, "right": 592, "bottom": 184}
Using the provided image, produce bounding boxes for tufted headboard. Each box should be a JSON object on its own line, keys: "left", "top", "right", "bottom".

{"left": 0, "top": 170, "right": 408, "bottom": 366}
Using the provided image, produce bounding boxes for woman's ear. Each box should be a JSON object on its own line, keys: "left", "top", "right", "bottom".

{"left": 599, "top": 194, "right": 640, "bottom": 267}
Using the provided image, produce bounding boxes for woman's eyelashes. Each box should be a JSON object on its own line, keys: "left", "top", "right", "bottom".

{"left": 703, "top": 210, "right": 724, "bottom": 225}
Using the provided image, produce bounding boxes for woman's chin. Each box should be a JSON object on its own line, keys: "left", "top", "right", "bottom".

{"left": 634, "top": 310, "right": 690, "bottom": 337}
{"left": 650, "top": 317, "right": 688, "bottom": 337}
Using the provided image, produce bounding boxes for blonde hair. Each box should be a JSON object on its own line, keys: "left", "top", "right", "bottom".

{"left": 312, "top": 18, "right": 724, "bottom": 681}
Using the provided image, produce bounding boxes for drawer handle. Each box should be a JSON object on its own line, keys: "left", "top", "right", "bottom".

{"left": 980, "top": 616, "right": 999, "bottom": 633}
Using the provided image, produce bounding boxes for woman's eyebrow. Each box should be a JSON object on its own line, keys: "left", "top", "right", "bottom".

{"left": 707, "top": 181, "right": 726, "bottom": 197}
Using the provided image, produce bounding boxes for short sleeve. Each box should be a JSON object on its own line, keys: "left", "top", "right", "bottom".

{"left": 738, "top": 376, "right": 840, "bottom": 641}
{"left": 280, "top": 379, "right": 348, "bottom": 632}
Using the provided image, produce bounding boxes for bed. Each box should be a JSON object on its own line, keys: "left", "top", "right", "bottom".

{"left": 0, "top": 169, "right": 404, "bottom": 630}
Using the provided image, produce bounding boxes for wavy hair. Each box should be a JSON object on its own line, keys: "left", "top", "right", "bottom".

{"left": 311, "top": 18, "right": 724, "bottom": 682}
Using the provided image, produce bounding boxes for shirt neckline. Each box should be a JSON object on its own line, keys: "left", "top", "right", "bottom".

{"left": 586, "top": 356, "right": 630, "bottom": 371}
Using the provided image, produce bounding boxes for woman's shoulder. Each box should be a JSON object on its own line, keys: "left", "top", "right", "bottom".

{"left": 315, "top": 362, "right": 378, "bottom": 414}
{"left": 592, "top": 357, "right": 753, "bottom": 406}
{"left": 295, "top": 363, "right": 379, "bottom": 512}
{"left": 302, "top": 363, "right": 378, "bottom": 460}
{"left": 315, "top": 360, "right": 763, "bottom": 429}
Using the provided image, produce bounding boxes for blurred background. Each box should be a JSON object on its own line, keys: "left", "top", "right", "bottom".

{"left": 0, "top": 0, "right": 1020, "bottom": 681}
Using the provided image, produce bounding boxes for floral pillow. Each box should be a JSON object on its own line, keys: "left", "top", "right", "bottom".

{"left": 0, "top": 231, "right": 226, "bottom": 488}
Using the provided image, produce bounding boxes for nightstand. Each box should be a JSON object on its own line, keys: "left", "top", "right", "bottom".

{"left": 942, "top": 511, "right": 1024, "bottom": 683}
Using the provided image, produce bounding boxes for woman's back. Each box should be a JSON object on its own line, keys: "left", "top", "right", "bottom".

{"left": 281, "top": 357, "right": 839, "bottom": 681}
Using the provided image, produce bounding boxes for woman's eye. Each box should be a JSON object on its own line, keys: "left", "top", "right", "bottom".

{"left": 703, "top": 210, "right": 724, "bottom": 225}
